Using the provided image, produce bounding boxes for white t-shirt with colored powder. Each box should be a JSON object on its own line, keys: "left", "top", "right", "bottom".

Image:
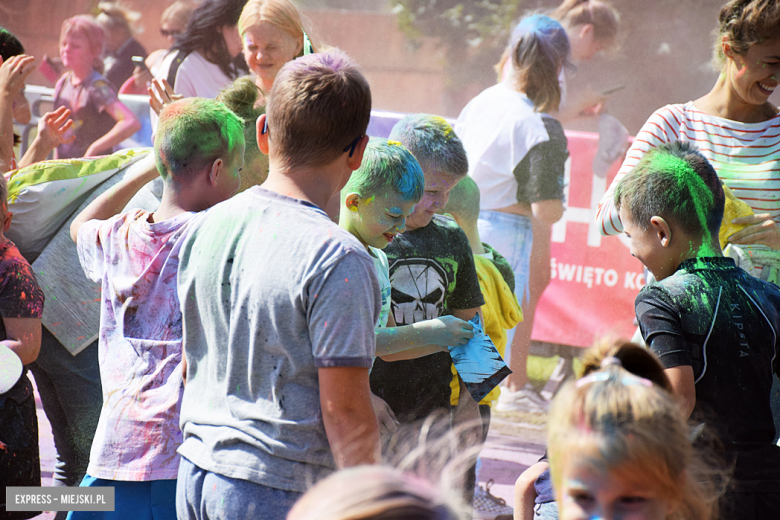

{"left": 77, "top": 209, "right": 196, "bottom": 480}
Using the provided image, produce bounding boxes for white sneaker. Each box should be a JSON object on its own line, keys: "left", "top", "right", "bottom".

{"left": 495, "top": 384, "right": 549, "bottom": 413}
{"left": 473, "top": 480, "right": 514, "bottom": 519}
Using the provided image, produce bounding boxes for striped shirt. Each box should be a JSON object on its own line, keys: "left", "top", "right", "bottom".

{"left": 597, "top": 102, "right": 780, "bottom": 238}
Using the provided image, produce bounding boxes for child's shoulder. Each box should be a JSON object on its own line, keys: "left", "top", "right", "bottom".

{"left": 427, "top": 214, "right": 472, "bottom": 249}
{"left": 0, "top": 239, "right": 32, "bottom": 271}
{"left": 430, "top": 214, "right": 467, "bottom": 235}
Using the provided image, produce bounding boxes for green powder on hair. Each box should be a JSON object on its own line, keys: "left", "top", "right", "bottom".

{"left": 648, "top": 153, "right": 714, "bottom": 244}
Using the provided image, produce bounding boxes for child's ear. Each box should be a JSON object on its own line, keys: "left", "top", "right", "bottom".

{"left": 208, "top": 158, "right": 224, "bottom": 187}
{"left": 579, "top": 23, "right": 595, "bottom": 40}
{"left": 346, "top": 135, "right": 370, "bottom": 171}
{"left": 650, "top": 216, "right": 672, "bottom": 247}
{"left": 344, "top": 192, "right": 361, "bottom": 213}
{"left": 256, "top": 114, "right": 269, "bottom": 155}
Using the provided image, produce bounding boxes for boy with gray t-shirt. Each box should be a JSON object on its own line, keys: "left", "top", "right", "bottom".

{"left": 175, "top": 51, "right": 380, "bottom": 520}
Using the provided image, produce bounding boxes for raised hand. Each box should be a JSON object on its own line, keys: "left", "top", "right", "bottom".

{"left": 0, "top": 55, "right": 35, "bottom": 98}
{"left": 148, "top": 78, "right": 182, "bottom": 115}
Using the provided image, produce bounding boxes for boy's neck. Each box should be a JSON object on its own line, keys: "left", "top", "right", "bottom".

{"left": 262, "top": 157, "right": 348, "bottom": 210}
{"left": 671, "top": 234, "right": 723, "bottom": 273}
{"left": 152, "top": 184, "right": 204, "bottom": 223}
{"left": 338, "top": 211, "right": 370, "bottom": 253}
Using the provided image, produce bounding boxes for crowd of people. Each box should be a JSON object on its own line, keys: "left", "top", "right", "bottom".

{"left": 1, "top": 0, "right": 780, "bottom": 519}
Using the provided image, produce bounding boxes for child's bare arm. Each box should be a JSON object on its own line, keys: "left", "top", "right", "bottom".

{"left": 319, "top": 366, "right": 380, "bottom": 468}
{"left": 2, "top": 316, "right": 41, "bottom": 365}
{"left": 70, "top": 153, "right": 159, "bottom": 243}
{"left": 515, "top": 461, "right": 549, "bottom": 520}
{"left": 664, "top": 365, "right": 696, "bottom": 418}
{"left": 376, "top": 314, "right": 473, "bottom": 360}
{"left": 84, "top": 100, "right": 141, "bottom": 158}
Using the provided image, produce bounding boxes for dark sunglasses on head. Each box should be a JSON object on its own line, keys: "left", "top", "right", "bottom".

{"left": 261, "top": 119, "right": 362, "bottom": 158}
{"left": 160, "top": 28, "right": 181, "bottom": 38}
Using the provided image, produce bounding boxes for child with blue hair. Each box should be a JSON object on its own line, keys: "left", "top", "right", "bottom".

{"left": 369, "top": 115, "right": 485, "bottom": 431}
{"left": 339, "top": 137, "right": 475, "bottom": 434}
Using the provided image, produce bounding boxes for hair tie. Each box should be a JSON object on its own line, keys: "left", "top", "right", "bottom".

{"left": 600, "top": 356, "right": 621, "bottom": 368}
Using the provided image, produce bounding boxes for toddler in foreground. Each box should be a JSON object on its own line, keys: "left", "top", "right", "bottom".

{"left": 547, "top": 340, "right": 719, "bottom": 520}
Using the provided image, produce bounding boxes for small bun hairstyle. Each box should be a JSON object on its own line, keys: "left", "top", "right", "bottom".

{"left": 713, "top": 0, "right": 780, "bottom": 69}
{"left": 547, "top": 339, "right": 720, "bottom": 520}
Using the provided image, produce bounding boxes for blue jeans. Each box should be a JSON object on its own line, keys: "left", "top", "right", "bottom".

{"left": 67, "top": 475, "right": 176, "bottom": 520}
{"left": 535, "top": 501, "right": 559, "bottom": 519}
{"left": 176, "top": 457, "right": 303, "bottom": 520}
{"left": 28, "top": 327, "right": 102, "bottom": 519}
{"left": 477, "top": 210, "right": 534, "bottom": 362}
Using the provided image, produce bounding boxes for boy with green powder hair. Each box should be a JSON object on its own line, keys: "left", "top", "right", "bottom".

{"left": 339, "top": 137, "right": 475, "bottom": 434}
{"left": 616, "top": 141, "right": 780, "bottom": 518}
{"left": 68, "top": 97, "right": 244, "bottom": 519}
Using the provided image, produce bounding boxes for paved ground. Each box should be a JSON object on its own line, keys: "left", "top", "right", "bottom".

{"left": 29, "top": 379, "right": 546, "bottom": 519}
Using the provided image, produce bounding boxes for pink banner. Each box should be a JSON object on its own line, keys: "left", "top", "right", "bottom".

{"left": 531, "top": 131, "right": 645, "bottom": 348}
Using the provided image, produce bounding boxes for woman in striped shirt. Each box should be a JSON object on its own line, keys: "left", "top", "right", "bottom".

{"left": 597, "top": 0, "right": 780, "bottom": 278}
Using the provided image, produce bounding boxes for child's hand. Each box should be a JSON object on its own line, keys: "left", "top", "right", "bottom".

{"left": 0, "top": 55, "right": 35, "bottom": 98}
{"left": 370, "top": 392, "right": 398, "bottom": 434}
{"left": 35, "top": 107, "right": 75, "bottom": 150}
{"left": 148, "top": 78, "right": 182, "bottom": 115}
{"left": 423, "top": 315, "right": 474, "bottom": 348}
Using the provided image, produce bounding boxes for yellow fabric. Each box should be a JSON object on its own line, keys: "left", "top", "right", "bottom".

{"left": 719, "top": 184, "right": 754, "bottom": 249}
{"left": 450, "top": 254, "right": 523, "bottom": 406}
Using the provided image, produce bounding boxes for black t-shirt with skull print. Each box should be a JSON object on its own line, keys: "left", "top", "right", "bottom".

{"left": 370, "top": 215, "right": 485, "bottom": 423}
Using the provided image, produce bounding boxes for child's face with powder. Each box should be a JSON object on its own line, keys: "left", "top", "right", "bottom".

{"left": 558, "top": 459, "right": 671, "bottom": 520}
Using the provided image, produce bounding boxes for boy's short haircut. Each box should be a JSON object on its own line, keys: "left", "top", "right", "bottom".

{"left": 267, "top": 50, "right": 371, "bottom": 171}
{"left": 614, "top": 141, "right": 725, "bottom": 238}
{"left": 443, "top": 175, "right": 481, "bottom": 225}
{"left": 388, "top": 114, "right": 469, "bottom": 180}
{"left": 154, "top": 97, "right": 244, "bottom": 184}
{"left": 342, "top": 138, "right": 425, "bottom": 202}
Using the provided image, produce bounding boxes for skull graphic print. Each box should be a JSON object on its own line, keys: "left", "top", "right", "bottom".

{"left": 389, "top": 258, "right": 448, "bottom": 325}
